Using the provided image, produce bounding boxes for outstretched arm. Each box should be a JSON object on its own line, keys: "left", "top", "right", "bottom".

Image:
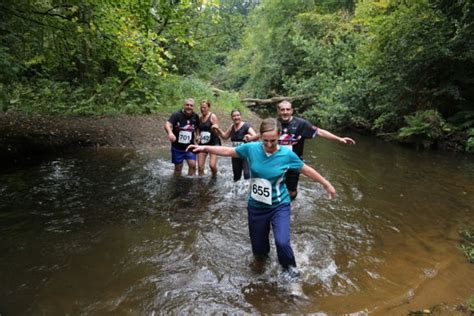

{"left": 243, "top": 127, "right": 259, "bottom": 142}
{"left": 317, "top": 128, "right": 355, "bottom": 145}
{"left": 187, "top": 144, "right": 239, "bottom": 158}
{"left": 300, "top": 164, "right": 337, "bottom": 199}
{"left": 212, "top": 124, "right": 232, "bottom": 140}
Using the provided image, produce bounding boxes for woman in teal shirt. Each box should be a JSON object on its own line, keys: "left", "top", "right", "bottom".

{"left": 187, "top": 118, "right": 336, "bottom": 277}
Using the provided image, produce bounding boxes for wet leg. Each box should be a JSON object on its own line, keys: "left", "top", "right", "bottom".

{"left": 209, "top": 153, "right": 218, "bottom": 177}
{"left": 247, "top": 206, "right": 271, "bottom": 257}
{"left": 174, "top": 163, "right": 183, "bottom": 176}
{"left": 271, "top": 203, "right": 296, "bottom": 269}
{"left": 197, "top": 152, "right": 206, "bottom": 176}
{"left": 242, "top": 159, "right": 250, "bottom": 180}
{"left": 187, "top": 159, "right": 196, "bottom": 176}
{"left": 232, "top": 158, "right": 243, "bottom": 181}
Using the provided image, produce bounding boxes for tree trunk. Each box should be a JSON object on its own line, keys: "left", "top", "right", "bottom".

{"left": 241, "top": 94, "right": 316, "bottom": 106}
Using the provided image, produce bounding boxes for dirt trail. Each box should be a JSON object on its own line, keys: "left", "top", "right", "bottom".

{"left": 0, "top": 109, "right": 262, "bottom": 162}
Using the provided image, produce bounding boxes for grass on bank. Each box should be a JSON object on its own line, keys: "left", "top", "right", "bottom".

{"left": 0, "top": 75, "right": 250, "bottom": 118}
{"left": 460, "top": 229, "right": 474, "bottom": 263}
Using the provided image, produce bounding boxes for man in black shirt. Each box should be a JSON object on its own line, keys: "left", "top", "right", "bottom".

{"left": 277, "top": 100, "right": 355, "bottom": 200}
{"left": 164, "top": 98, "right": 200, "bottom": 175}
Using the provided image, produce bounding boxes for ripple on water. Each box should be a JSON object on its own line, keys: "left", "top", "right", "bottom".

{"left": 1, "top": 145, "right": 474, "bottom": 315}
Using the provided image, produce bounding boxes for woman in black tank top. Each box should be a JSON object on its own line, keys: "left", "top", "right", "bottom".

{"left": 212, "top": 109, "right": 257, "bottom": 181}
{"left": 197, "top": 100, "right": 221, "bottom": 176}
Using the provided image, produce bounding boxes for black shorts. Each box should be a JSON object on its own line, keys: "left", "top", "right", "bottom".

{"left": 285, "top": 169, "right": 300, "bottom": 192}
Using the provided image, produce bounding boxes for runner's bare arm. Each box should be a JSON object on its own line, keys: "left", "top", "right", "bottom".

{"left": 164, "top": 121, "right": 176, "bottom": 142}
{"left": 317, "top": 128, "right": 355, "bottom": 145}
{"left": 300, "top": 164, "right": 337, "bottom": 199}
{"left": 211, "top": 113, "right": 219, "bottom": 125}
{"left": 187, "top": 145, "right": 239, "bottom": 158}
{"left": 194, "top": 128, "right": 200, "bottom": 144}
{"left": 210, "top": 114, "right": 220, "bottom": 138}
{"left": 244, "top": 127, "right": 259, "bottom": 142}
{"left": 212, "top": 124, "right": 232, "bottom": 140}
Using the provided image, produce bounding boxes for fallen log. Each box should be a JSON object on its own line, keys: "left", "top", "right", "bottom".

{"left": 211, "top": 87, "right": 226, "bottom": 97}
{"left": 241, "top": 94, "right": 316, "bottom": 106}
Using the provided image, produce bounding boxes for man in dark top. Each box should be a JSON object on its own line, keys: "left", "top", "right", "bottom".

{"left": 277, "top": 100, "right": 356, "bottom": 200}
{"left": 164, "top": 98, "right": 200, "bottom": 175}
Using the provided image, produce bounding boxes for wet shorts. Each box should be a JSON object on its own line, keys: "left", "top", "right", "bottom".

{"left": 171, "top": 147, "right": 196, "bottom": 165}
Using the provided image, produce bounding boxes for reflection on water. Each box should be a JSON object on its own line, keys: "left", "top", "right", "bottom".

{"left": 1, "top": 137, "right": 474, "bottom": 315}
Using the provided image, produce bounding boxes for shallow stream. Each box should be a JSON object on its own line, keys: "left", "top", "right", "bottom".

{"left": 1, "top": 135, "right": 473, "bottom": 314}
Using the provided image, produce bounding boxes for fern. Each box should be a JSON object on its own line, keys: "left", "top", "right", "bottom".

{"left": 397, "top": 110, "right": 445, "bottom": 148}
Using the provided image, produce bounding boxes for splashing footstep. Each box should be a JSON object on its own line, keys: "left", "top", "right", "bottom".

{"left": 279, "top": 269, "right": 308, "bottom": 300}
{"left": 287, "top": 282, "right": 308, "bottom": 300}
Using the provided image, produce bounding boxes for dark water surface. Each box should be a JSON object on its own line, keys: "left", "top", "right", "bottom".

{"left": 1, "top": 135, "right": 473, "bottom": 315}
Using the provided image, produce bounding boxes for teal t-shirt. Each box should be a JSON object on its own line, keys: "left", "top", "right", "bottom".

{"left": 235, "top": 142, "right": 304, "bottom": 208}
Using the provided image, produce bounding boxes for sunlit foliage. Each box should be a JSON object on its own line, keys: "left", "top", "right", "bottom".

{"left": 0, "top": 0, "right": 254, "bottom": 114}
{"left": 224, "top": 0, "right": 474, "bottom": 151}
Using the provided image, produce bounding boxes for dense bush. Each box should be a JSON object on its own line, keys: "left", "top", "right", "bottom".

{"left": 396, "top": 110, "right": 446, "bottom": 148}
{"left": 224, "top": 0, "right": 474, "bottom": 152}
{"left": 0, "top": 0, "right": 252, "bottom": 116}
{"left": 1, "top": 75, "right": 244, "bottom": 116}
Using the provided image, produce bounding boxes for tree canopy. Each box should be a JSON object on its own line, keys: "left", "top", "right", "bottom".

{"left": 0, "top": 0, "right": 256, "bottom": 114}
{"left": 1, "top": 0, "right": 473, "bottom": 151}
{"left": 224, "top": 0, "right": 474, "bottom": 151}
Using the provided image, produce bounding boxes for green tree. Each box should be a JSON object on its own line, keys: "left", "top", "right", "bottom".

{"left": 0, "top": 0, "right": 218, "bottom": 113}
{"left": 354, "top": 0, "right": 474, "bottom": 148}
{"left": 224, "top": 1, "right": 321, "bottom": 97}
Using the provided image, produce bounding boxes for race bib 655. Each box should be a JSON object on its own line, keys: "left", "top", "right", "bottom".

{"left": 250, "top": 178, "right": 272, "bottom": 205}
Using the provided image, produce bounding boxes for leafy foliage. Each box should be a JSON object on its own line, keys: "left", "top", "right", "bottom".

{"left": 0, "top": 0, "right": 253, "bottom": 115}
{"left": 2, "top": 0, "right": 474, "bottom": 151}
{"left": 460, "top": 229, "right": 474, "bottom": 263}
{"left": 467, "top": 128, "right": 474, "bottom": 152}
{"left": 224, "top": 0, "right": 474, "bottom": 151}
{"left": 468, "top": 295, "right": 474, "bottom": 313}
{"left": 397, "top": 110, "right": 446, "bottom": 148}
{"left": 225, "top": 1, "right": 321, "bottom": 97}
{"left": 2, "top": 74, "right": 243, "bottom": 116}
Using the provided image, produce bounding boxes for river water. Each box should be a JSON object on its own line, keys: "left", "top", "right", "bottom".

{"left": 1, "top": 135, "right": 473, "bottom": 315}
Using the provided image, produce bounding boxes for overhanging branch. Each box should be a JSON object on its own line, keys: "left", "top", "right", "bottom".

{"left": 241, "top": 94, "right": 317, "bottom": 106}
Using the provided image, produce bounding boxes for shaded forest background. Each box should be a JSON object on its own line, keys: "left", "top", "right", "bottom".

{"left": 1, "top": 0, "right": 473, "bottom": 152}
